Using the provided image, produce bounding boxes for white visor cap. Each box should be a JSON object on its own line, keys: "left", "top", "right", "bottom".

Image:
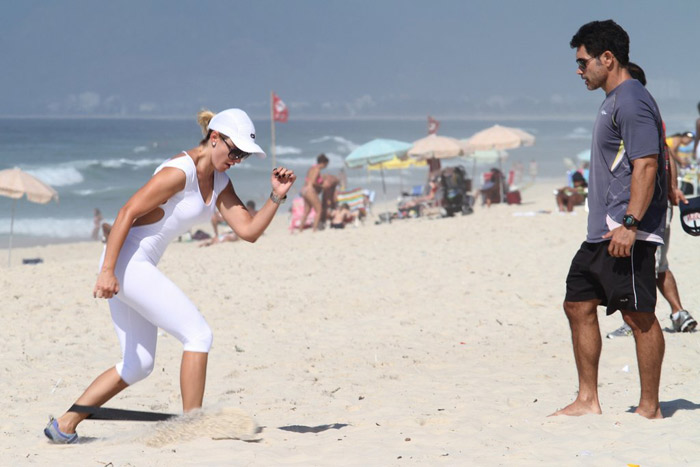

{"left": 208, "top": 108, "right": 266, "bottom": 159}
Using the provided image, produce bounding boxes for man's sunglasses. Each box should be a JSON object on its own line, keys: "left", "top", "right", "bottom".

{"left": 221, "top": 136, "right": 251, "bottom": 161}
{"left": 576, "top": 56, "right": 597, "bottom": 72}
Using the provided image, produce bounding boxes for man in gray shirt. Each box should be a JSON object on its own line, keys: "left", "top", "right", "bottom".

{"left": 552, "top": 20, "right": 667, "bottom": 419}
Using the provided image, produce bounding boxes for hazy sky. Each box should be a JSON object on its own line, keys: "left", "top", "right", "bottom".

{"left": 2, "top": 0, "right": 699, "bottom": 118}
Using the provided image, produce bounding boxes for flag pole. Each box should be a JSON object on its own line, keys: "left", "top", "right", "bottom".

{"left": 270, "top": 91, "right": 276, "bottom": 169}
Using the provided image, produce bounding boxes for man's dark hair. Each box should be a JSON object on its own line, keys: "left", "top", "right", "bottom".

{"left": 697, "top": 101, "right": 700, "bottom": 114}
{"left": 627, "top": 62, "right": 646, "bottom": 86}
{"left": 570, "top": 20, "right": 629, "bottom": 66}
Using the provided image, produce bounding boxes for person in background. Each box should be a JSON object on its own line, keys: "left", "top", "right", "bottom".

{"left": 245, "top": 200, "right": 257, "bottom": 216}
{"left": 555, "top": 171, "right": 588, "bottom": 212}
{"left": 209, "top": 209, "right": 230, "bottom": 244}
{"left": 427, "top": 157, "right": 441, "bottom": 183}
{"left": 200, "top": 200, "right": 258, "bottom": 247}
{"left": 479, "top": 168, "right": 505, "bottom": 207}
{"left": 298, "top": 154, "right": 329, "bottom": 232}
{"left": 329, "top": 203, "right": 355, "bottom": 229}
{"left": 528, "top": 159, "right": 538, "bottom": 183}
{"left": 666, "top": 131, "right": 695, "bottom": 169}
{"left": 320, "top": 173, "right": 340, "bottom": 225}
{"left": 606, "top": 62, "right": 697, "bottom": 338}
{"left": 92, "top": 208, "right": 104, "bottom": 241}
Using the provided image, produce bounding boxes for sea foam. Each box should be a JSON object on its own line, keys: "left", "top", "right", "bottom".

{"left": 26, "top": 167, "right": 84, "bottom": 187}
{"left": 310, "top": 135, "right": 358, "bottom": 153}
{"left": 564, "top": 127, "right": 592, "bottom": 140}
{"left": 274, "top": 145, "right": 302, "bottom": 155}
{"left": 0, "top": 217, "right": 94, "bottom": 239}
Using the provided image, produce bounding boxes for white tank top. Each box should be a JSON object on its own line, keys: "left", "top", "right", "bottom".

{"left": 125, "top": 152, "right": 230, "bottom": 263}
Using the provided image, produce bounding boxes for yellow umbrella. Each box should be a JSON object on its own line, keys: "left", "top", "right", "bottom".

{"left": 368, "top": 156, "right": 427, "bottom": 170}
{"left": 368, "top": 156, "right": 427, "bottom": 193}
{"left": 0, "top": 167, "right": 59, "bottom": 266}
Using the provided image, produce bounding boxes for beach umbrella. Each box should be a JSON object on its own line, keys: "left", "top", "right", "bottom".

{"left": 345, "top": 138, "right": 412, "bottom": 168}
{"left": 461, "top": 149, "right": 509, "bottom": 187}
{"left": 345, "top": 139, "right": 412, "bottom": 195}
{"left": 0, "top": 167, "right": 59, "bottom": 266}
{"left": 576, "top": 149, "right": 591, "bottom": 162}
{"left": 407, "top": 134, "right": 466, "bottom": 160}
{"left": 368, "top": 156, "right": 427, "bottom": 193}
{"left": 465, "top": 125, "right": 534, "bottom": 201}
{"left": 368, "top": 156, "right": 426, "bottom": 171}
{"left": 408, "top": 135, "right": 467, "bottom": 187}
{"left": 466, "top": 149, "right": 509, "bottom": 164}
{"left": 464, "top": 124, "right": 536, "bottom": 151}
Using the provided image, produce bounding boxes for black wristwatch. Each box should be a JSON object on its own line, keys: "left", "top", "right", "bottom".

{"left": 622, "top": 214, "right": 640, "bottom": 228}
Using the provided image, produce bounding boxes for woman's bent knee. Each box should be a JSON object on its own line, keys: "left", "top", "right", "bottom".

{"left": 117, "top": 359, "right": 155, "bottom": 385}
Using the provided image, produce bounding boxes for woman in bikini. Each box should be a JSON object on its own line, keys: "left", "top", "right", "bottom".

{"left": 44, "top": 108, "right": 296, "bottom": 444}
{"left": 298, "top": 153, "right": 329, "bottom": 232}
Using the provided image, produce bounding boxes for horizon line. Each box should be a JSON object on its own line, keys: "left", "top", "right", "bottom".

{"left": 0, "top": 112, "right": 696, "bottom": 122}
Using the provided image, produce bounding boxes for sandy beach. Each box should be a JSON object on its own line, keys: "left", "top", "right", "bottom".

{"left": 3, "top": 180, "right": 700, "bottom": 466}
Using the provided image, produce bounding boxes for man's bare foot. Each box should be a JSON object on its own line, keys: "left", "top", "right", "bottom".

{"left": 635, "top": 406, "right": 663, "bottom": 419}
{"left": 549, "top": 399, "right": 602, "bottom": 417}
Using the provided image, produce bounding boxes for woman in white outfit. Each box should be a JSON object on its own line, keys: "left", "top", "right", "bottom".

{"left": 44, "top": 108, "right": 296, "bottom": 443}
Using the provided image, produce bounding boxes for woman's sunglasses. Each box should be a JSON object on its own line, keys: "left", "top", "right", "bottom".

{"left": 221, "top": 136, "right": 251, "bottom": 161}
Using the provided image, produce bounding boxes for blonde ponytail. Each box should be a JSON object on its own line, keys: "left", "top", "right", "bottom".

{"left": 197, "top": 109, "right": 215, "bottom": 136}
{"left": 197, "top": 109, "right": 215, "bottom": 145}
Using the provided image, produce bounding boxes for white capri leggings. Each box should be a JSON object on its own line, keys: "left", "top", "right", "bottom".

{"left": 104, "top": 243, "right": 213, "bottom": 385}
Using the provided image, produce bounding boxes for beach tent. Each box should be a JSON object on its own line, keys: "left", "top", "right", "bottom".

{"left": 0, "top": 167, "right": 59, "bottom": 266}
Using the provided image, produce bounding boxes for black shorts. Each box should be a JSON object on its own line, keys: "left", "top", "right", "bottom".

{"left": 565, "top": 241, "right": 658, "bottom": 315}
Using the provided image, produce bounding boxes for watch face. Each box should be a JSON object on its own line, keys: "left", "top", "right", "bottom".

{"left": 623, "top": 215, "right": 636, "bottom": 226}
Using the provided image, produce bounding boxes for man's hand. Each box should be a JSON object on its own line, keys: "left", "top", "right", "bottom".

{"left": 602, "top": 226, "right": 636, "bottom": 257}
{"left": 669, "top": 186, "right": 688, "bottom": 207}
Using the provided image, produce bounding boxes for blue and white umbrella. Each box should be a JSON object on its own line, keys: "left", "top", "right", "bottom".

{"left": 345, "top": 139, "right": 412, "bottom": 194}
{"left": 345, "top": 139, "right": 412, "bottom": 168}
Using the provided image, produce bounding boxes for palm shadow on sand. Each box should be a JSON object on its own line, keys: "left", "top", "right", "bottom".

{"left": 626, "top": 399, "right": 700, "bottom": 417}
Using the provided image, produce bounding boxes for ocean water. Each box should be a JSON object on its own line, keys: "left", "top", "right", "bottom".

{"left": 0, "top": 115, "right": 692, "bottom": 248}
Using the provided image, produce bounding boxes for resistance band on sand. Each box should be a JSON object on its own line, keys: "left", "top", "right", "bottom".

{"left": 69, "top": 404, "right": 177, "bottom": 422}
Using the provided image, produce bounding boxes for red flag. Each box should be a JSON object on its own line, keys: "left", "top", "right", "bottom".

{"left": 428, "top": 115, "right": 439, "bottom": 135}
{"left": 272, "top": 92, "right": 289, "bottom": 122}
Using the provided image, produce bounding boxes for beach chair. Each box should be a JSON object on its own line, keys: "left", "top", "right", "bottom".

{"left": 409, "top": 184, "right": 424, "bottom": 196}
{"left": 288, "top": 196, "right": 316, "bottom": 232}
{"left": 336, "top": 188, "right": 372, "bottom": 222}
{"left": 679, "top": 168, "right": 699, "bottom": 196}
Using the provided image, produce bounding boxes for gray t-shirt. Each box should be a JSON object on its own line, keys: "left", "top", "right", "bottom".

{"left": 586, "top": 79, "right": 667, "bottom": 244}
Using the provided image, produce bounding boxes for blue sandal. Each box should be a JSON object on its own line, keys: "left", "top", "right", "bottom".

{"left": 44, "top": 417, "right": 79, "bottom": 444}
